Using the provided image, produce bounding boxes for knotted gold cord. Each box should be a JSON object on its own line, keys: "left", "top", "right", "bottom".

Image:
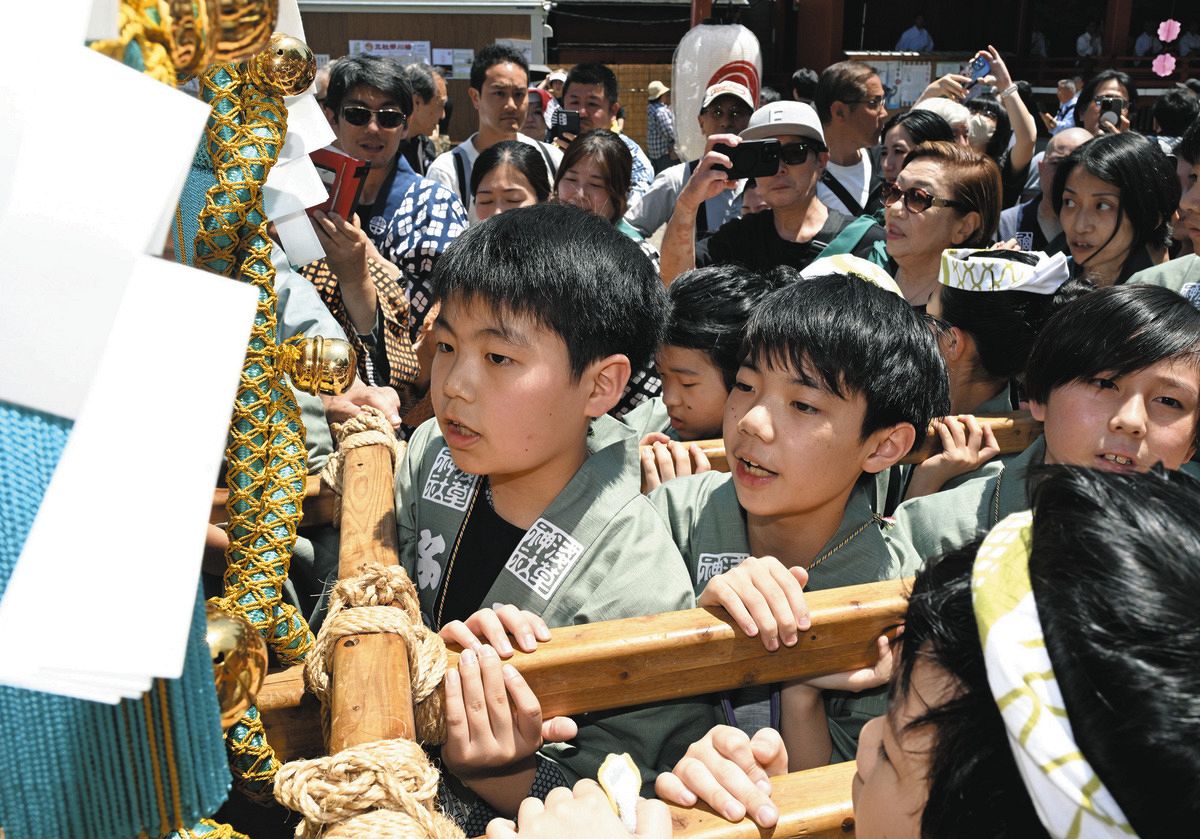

{"left": 195, "top": 60, "right": 314, "bottom": 800}
{"left": 89, "top": 1, "right": 176, "bottom": 85}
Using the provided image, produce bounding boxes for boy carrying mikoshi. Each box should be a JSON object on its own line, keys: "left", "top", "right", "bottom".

{"left": 647, "top": 273, "right": 950, "bottom": 825}
{"left": 891, "top": 283, "right": 1200, "bottom": 562}
{"left": 393, "top": 203, "right": 717, "bottom": 828}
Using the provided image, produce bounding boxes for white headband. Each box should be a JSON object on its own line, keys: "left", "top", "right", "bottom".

{"left": 940, "top": 249, "right": 1071, "bottom": 295}
{"left": 972, "top": 511, "right": 1136, "bottom": 839}
{"left": 800, "top": 254, "right": 903, "bottom": 298}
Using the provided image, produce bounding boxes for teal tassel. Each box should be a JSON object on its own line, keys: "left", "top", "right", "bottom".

{"left": 0, "top": 402, "right": 231, "bottom": 838}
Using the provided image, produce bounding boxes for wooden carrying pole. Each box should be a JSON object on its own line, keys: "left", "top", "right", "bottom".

{"left": 327, "top": 443, "right": 414, "bottom": 752}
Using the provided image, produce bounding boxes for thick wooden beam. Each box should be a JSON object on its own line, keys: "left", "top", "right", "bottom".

{"left": 327, "top": 443, "right": 414, "bottom": 753}
{"left": 655, "top": 412, "right": 1041, "bottom": 474}
{"left": 667, "top": 761, "right": 857, "bottom": 838}
{"left": 260, "top": 578, "right": 907, "bottom": 761}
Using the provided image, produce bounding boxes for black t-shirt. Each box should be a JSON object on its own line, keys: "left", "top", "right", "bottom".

{"left": 695, "top": 208, "right": 884, "bottom": 272}
{"left": 435, "top": 481, "right": 526, "bottom": 628}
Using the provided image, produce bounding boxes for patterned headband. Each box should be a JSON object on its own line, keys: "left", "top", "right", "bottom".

{"left": 940, "top": 248, "right": 1071, "bottom": 295}
{"left": 971, "top": 511, "right": 1136, "bottom": 839}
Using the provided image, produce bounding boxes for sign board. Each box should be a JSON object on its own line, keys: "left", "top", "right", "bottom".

{"left": 348, "top": 39, "right": 432, "bottom": 65}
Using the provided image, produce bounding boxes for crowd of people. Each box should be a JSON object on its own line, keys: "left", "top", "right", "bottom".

{"left": 226, "top": 40, "right": 1200, "bottom": 838}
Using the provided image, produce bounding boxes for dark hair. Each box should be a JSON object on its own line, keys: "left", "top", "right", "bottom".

{"left": 665, "top": 265, "right": 792, "bottom": 389}
{"left": 470, "top": 44, "right": 528, "bottom": 91}
{"left": 1153, "top": 88, "right": 1200, "bottom": 137}
{"left": 898, "top": 545, "right": 1049, "bottom": 838}
{"left": 937, "top": 258, "right": 1092, "bottom": 384}
{"left": 554, "top": 129, "right": 632, "bottom": 222}
{"left": 815, "top": 60, "right": 878, "bottom": 123}
{"left": 431, "top": 202, "right": 665, "bottom": 379}
{"left": 965, "top": 92, "right": 1012, "bottom": 160}
{"left": 1029, "top": 466, "right": 1200, "bottom": 836}
{"left": 564, "top": 62, "right": 620, "bottom": 105}
{"left": 742, "top": 274, "right": 949, "bottom": 447}
{"left": 882, "top": 109, "right": 956, "bottom": 147}
{"left": 325, "top": 54, "right": 413, "bottom": 117}
{"left": 470, "top": 140, "right": 552, "bottom": 203}
{"left": 903, "top": 141, "right": 1002, "bottom": 246}
{"left": 1024, "top": 285, "right": 1200, "bottom": 431}
{"left": 1073, "top": 69, "right": 1138, "bottom": 129}
{"left": 402, "top": 63, "right": 438, "bottom": 102}
{"left": 791, "top": 67, "right": 819, "bottom": 101}
{"left": 1178, "top": 119, "right": 1200, "bottom": 166}
{"left": 1051, "top": 132, "right": 1181, "bottom": 259}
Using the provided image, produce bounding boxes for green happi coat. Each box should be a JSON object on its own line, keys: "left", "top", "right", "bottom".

{"left": 620, "top": 396, "right": 680, "bottom": 441}
{"left": 395, "top": 414, "right": 720, "bottom": 791}
{"left": 646, "top": 471, "right": 924, "bottom": 762}
{"left": 890, "top": 435, "right": 1047, "bottom": 563}
{"left": 939, "top": 387, "right": 1020, "bottom": 492}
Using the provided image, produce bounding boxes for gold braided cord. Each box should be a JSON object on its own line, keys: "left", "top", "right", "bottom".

{"left": 88, "top": 1, "right": 176, "bottom": 86}
{"left": 195, "top": 60, "right": 313, "bottom": 799}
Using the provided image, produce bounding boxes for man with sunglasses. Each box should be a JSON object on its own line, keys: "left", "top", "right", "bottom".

{"left": 814, "top": 61, "right": 888, "bottom": 218}
{"left": 659, "top": 101, "right": 885, "bottom": 284}
{"left": 319, "top": 54, "right": 467, "bottom": 366}
{"left": 625, "top": 81, "right": 755, "bottom": 240}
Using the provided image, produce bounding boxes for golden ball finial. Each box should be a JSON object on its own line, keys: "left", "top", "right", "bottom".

{"left": 247, "top": 33, "right": 316, "bottom": 97}
{"left": 205, "top": 603, "right": 269, "bottom": 729}
{"left": 281, "top": 335, "right": 357, "bottom": 396}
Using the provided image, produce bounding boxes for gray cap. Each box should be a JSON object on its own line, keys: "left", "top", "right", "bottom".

{"left": 740, "top": 101, "right": 826, "bottom": 146}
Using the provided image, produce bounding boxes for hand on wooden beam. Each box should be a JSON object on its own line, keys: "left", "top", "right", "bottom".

{"left": 698, "top": 556, "right": 811, "bottom": 651}
{"left": 486, "top": 779, "right": 672, "bottom": 838}
{"left": 656, "top": 725, "right": 789, "bottom": 829}
{"left": 439, "top": 605, "right": 553, "bottom": 658}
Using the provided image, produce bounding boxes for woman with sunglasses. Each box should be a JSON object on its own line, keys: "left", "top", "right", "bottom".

{"left": 1052, "top": 132, "right": 1180, "bottom": 286}
{"left": 1074, "top": 69, "right": 1137, "bottom": 136}
{"left": 883, "top": 141, "right": 1001, "bottom": 308}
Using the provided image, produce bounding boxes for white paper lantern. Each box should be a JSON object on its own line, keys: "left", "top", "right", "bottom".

{"left": 671, "top": 24, "right": 763, "bottom": 161}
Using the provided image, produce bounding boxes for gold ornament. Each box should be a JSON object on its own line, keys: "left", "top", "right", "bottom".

{"left": 281, "top": 335, "right": 357, "bottom": 396}
{"left": 158, "top": 0, "right": 219, "bottom": 80}
{"left": 246, "top": 33, "right": 316, "bottom": 97}
{"left": 206, "top": 602, "right": 269, "bottom": 729}
{"left": 214, "top": 0, "right": 278, "bottom": 63}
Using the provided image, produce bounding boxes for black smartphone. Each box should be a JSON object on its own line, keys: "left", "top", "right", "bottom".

{"left": 1096, "top": 96, "right": 1125, "bottom": 126}
{"left": 551, "top": 109, "right": 581, "bottom": 141}
{"left": 712, "top": 139, "right": 781, "bottom": 179}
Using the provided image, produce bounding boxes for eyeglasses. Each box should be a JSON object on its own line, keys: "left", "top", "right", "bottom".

{"left": 341, "top": 105, "right": 407, "bottom": 129}
{"left": 841, "top": 92, "right": 890, "bottom": 109}
{"left": 703, "top": 104, "right": 752, "bottom": 121}
{"left": 882, "top": 182, "right": 968, "bottom": 213}
{"left": 779, "top": 141, "right": 825, "bottom": 166}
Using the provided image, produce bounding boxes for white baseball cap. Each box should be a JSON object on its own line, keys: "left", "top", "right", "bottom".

{"left": 702, "top": 81, "right": 755, "bottom": 111}
{"left": 740, "top": 101, "right": 826, "bottom": 147}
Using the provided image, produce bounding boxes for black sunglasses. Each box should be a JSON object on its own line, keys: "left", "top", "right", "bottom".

{"left": 341, "top": 105, "right": 407, "bottom": 129}
{"left": 882, "top": 182, "right": 967, "bottom": 213}
{"left": 779, "top": 141, "right": 825, "bottom": 166}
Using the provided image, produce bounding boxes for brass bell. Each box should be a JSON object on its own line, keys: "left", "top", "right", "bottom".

{"left": 214, "top": 0, "right": 277, "bottom": 63}
{"left": 246, "top": 33, "right": 317, "bottom": 97}
{"left": 205, "top": 603, "right": 268, "bottom": 729}
{"left": 281, "top": 335, "right": 357, "bottom": 396}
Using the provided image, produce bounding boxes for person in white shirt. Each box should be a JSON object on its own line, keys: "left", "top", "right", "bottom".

{"left": 1134, "top": 21, "right": 1163, "bottom": 58}
{"left": 895, "top": 16, "right": 935, "bottom": 52}
{"left": 1076, "top": 22, "right": 1102, "bottom": 57}
{"left": 814, "top": 60, "right": 889, "bottom": 217}
{"left": 426, "top": 44, "right": 561, "bottom": 219}
{"left": 1040, "top": 79, "right": 1079, "bottom": 135}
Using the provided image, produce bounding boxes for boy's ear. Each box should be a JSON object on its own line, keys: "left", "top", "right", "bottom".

{"left": 943, "top": 326, "right": 971, "bottom": 364}
{"left": 1028, "top": 399, "right": 1047, "bottom": 422}
{"left": 584, "top": 353, "right": 632, "bottom": 417}
{"left": 860, "top": 422, "right": 917, "bottom": 474}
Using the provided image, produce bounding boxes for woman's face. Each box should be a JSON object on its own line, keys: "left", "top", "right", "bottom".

{"left": 1059, "top": 166, "right": 1135, "bottom": 285}
{"left": 1081, "top": 79, "right": 1129, "bottom": 134}
{"left": 885, "top": 159, "right": 977, "bottom": 265}
{"left": 557, "top": 157, "right": 616, "bottom": 221}
{"left": 522, "top": 92, "right": 545, "bottom": 138}
{"left": 880, "top": 124, "right": 916, "bottom": 185}
{"left": 853, "top": 657, "right": 959, "bottom": 839}
{"left": 474, "top": 163, "right": 540, "bottom": 221}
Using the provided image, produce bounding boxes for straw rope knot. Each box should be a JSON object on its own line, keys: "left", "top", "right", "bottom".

{"left": 304, "top": 564, "right": 448, "bottom": 745}
{"left": 320, "top": 406, "right": 405, "bottom": 499}
{"left": 273, "top": 739, "right": 462, "bottom": 839}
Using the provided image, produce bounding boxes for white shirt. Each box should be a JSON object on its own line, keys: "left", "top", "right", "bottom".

{"left": 895, "top": 25, "right": 934, "bottom": 52}
{"left": 426, "top": 132, "right": 563, "bottom": 222}
{"left": 623, "top": 160, "right": 743, "bottom": 238}
{"left": 1076, "top": 32, "right": 1101, "bottom": 57}
{"left": 816, "top": 154, "right": 872, "bottom": 217}
{"left": 1134, "top": 32, "right": 1162, "bottom": 56}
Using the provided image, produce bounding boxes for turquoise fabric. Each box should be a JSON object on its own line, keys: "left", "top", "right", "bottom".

{"left": 0, "top": 402, "right": 230, "bottom": 838}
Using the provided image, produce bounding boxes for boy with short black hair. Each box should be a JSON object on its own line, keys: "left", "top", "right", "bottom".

{"left": 395, "top": 202, "right": 716, "bottom": 826}
{"left": 892, "top": 283, "right": 1200, "bottom": 561}
{"left": 648, "top": 274, "right": 949, "bottom": 779}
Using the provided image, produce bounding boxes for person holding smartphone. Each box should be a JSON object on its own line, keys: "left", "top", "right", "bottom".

{"left": 1074, "top": 69, "right": 1137, "bottom": 136}
{"left": 658, "top": 101, "right": 885, "bottom": 284}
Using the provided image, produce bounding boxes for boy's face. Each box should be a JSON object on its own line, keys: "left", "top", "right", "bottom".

{"left": 657, "top": 345, "right": 727, "bottom": 440}
{"left": 1176, "top": 156, "right": 1200, "bottom": 251}
{"left": 723, "top": 357, "right": 889, "bottom": 519}
{"left": 1031, "top": 356, "right": 1200, "bottom": 472}
{"left": 431, "top": 296, "right": 597, "bottom": 481}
